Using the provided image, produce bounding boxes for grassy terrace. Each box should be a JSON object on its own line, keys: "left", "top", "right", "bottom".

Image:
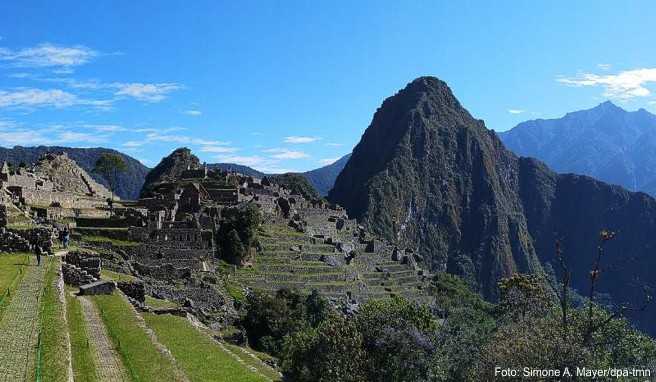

{"left": 101, "top": 269, "right": 137, "bottom": 282}
{"left": 145, "top": 296, "right": 180, "bottom": 310}
{"left": 65, "top": 286, "right": 98, "bottom": 382}
{"left": 38, "top": 257, "right": 71, "bottom": 382}
{"left": 0, "top": 253, "right": 30, "bottom": 318}
{"left": 92, "top": 292, "right": 182, "bottom": 381}
{"left": 143, "top": 313, "right": 269, "bottom": 382}
{"left": 80, "top": 235, "right": 140, "bottom": 247}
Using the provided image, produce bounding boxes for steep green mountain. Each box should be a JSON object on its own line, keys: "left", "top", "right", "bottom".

{"left": 329, "top": 77, "right": 656, "bottom": 334}
{"left": 0, "top": 146, "right": 149, "bottom": 199}
{"left": 500, "top": 102, "right": 656, "bottom": 196}
{"left": 302, "top": 154, "right": 351, "bottom": 196}
{"left": 330, "top": 77, "right": 543, "bottom": 298}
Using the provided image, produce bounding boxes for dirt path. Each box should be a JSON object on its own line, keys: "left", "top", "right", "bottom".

{"left": 0, "top": 260, "right": 46, "bottom": 382}
{"left": 78, "top": 296, "right": 131, "bottom": 382}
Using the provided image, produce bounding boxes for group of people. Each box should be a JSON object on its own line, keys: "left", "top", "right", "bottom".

{"left": 32, "top": 227, "right": 70, "bottom": 266}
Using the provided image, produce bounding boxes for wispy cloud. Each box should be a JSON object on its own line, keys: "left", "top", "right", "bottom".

{"left": 114, "top": 83, "right": 180, "bottom": 102}
{"left": 123, "top": 141, "right": 144, "bottom": 148}
{"left": 558, "top": 68, "right": 656, "bottom": 99}
{"left": 264, "top": 148, "right": 309, "bottom": 159}
{"left": 0, "top": 88, "right": 112, "bottom": 109}
{"left": 508, "top": 109, "right": 525, "bottom": 114}
{"left": 0, "top": 43, "right": 97, "bottom": 68}
{"left": 0, "top": 123, "right": 110, "bottom": 147}
{"left": 83, "top": 124, "right": 126, "bottom": 132}
{"left": 284, "top": 136, "right": 321, "bottom": 144}
{"left": 200, "top": 145, "right": 238, "bottom": 153}
{"left": 144, "top": 132, "right": 227, "bottom": 146}
{"left": 184, "top": 110, "right": 202, "bottom": 116}
{"left": 325, "top": 142, "right": 343, "bottom": 147}
{"left": 597, "top": 63, "right": 612, "bottom": 70}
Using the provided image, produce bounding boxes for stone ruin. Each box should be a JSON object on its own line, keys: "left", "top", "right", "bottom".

{"left": 0, "top": 152, "right": 112, "bottom": 221}
{"left": 63, "top": 250, "right": 102, "bottom": 286}
{"left": 0, "top": 204, "right": 6, "bottom": 228}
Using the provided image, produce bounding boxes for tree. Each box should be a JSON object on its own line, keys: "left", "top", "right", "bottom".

{"left": 356, "top": 297, "right": 442, "bottom": 382}
{"left": 93, "top": 153, "right": 127, "bottom": 214}
{"left": 281, "top": 314, "right": 366, "bottom": 382}
{"left": 218, "top": 203, "right": 261, "bottom": 265}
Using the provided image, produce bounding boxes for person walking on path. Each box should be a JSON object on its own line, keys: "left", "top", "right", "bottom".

{"left": 35, "top": 245, "right": 42, "bottom": 266}
{"left": 62, "top": 228, "right": 70, "bottom": 248}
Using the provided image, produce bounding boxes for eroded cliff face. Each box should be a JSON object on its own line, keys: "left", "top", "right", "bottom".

{"left": 330, "top": 76, "right": 656, "bottom": 334}
{"left": 330, "top": 77, "right": 542, "bottom": 297}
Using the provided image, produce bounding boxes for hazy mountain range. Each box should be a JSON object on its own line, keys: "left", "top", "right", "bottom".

{"left": 500, "top": 101, "right": 656, "bottom": 196}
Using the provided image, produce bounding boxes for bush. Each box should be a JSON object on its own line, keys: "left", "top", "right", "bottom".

{"left": 281, "top": 314, "right": 366, "bottom": 382}
{"left": 242, "top": 288, "right": 330, "bottom": 356}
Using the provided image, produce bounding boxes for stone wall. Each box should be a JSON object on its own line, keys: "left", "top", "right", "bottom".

{"left": 0, "top": 228, "right": 31, "bottom": 252}
{"left": 0, "top": 204, "right": 6, "bottom": 228}
{"left": 133, "top": 262, "right": 192, "bottom": 280}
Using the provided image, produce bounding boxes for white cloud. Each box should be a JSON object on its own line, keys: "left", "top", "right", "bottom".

{"left": 123, "top": 141, "right": 145, "bottom": 148}
{"left": 325, "top": 142, "right": 343, "bottom": 147}
{"left": 200, "top": 145, "right": 238, "bottom": 153}
{"left": 597, "top": 64, "right": 612, "bottom": 70}
{"left": 83, "top": 124, "right": 126, "bottom": 132}
{"left": 184, "top": 110, "right": 202, "bottom": 116}
{"left": 319, "top": 158, "right": 339, "bottom": 166}
{"left": 57, "top": 131, "right": 108, "bottom": 144}
{"left": 114, "top": 83, "right": 180, "bottom": 102}
{"left": 0, "top": 88, "right": 113, "bottom": 110}
{"left": 284, "top": 136, "right": 321, "bottom": 144}
{"left": 558, "top": 68, "right": 656, "bottom": 99}
{"left": 0, "top": 123, "right": 110, "bottom": 147}
{"left": 508, "top": 109, "right": 525, "bottom": 114}
{"left": 0, "top": 43, "right": 97, "bottom": 68}
{"left": 264, "top": 148, "right": 309, "bottom": 160}
{"left": 144, "top": 132, "right": 227, "bottom": 146}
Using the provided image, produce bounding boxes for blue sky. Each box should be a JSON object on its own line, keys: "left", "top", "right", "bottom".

{"left": 1, "top": 1, "right": 655, "bottom": 171}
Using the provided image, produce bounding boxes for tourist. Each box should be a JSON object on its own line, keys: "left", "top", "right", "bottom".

{"left": 62, "top": 228, "right": 70, "bottom": 248}
{"left": 35, "top": 245, "right": 42, "bottom": 266}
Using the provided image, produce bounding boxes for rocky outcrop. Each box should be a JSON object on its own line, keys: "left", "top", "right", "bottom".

{"left": 140, "top": 148, "right": 202, "bottom": 197}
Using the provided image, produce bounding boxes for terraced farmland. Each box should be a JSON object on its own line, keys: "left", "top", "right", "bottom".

{"left": 232, "top": 223, "right": 433, "bottom": 304}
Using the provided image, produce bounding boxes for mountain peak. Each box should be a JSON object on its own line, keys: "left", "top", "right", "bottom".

{"left": 592, "top": 100, "right": 624, "bottom": 113}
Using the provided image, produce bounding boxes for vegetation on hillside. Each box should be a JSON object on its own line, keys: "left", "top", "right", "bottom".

{"left": 217, "top": 203, "right": 261, "bottom": 265}
{"left": 238, "top": 262, "right": 656, "bottom": 381}
{"left": 267, "top": 173, "right": 321, "bottom": 200}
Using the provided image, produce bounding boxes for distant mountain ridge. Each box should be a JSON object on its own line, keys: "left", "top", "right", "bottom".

{"left": 499, "top": 101, "right": 656, "bottom": 196}
{"left": 212, "top": 153, "right": 352, "bottom": 196}
{"left": 329, "top": 76, "right": 656, "bottom": 335}
{"left": 0, "top": 146, "right": 149, "bottom": 200}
